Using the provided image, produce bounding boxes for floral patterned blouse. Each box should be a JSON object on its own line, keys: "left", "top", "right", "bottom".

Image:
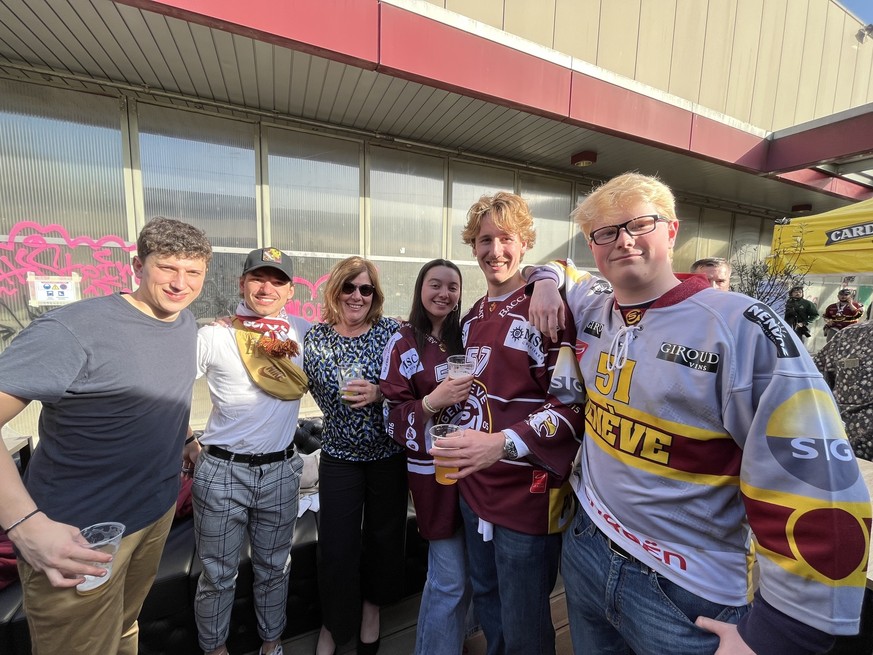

{"left": 813, "top": 321, "right": 873, "bottom": 461}
{"left": 304, "top": 317, "right": 403, "bottom": 461}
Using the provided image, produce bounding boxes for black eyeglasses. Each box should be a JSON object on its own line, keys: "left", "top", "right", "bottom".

{"left": 341, "top": 282, "right": 375, "bottom": 297}
{"left": 589, "top": 214, "right": 668, "bottom": 245}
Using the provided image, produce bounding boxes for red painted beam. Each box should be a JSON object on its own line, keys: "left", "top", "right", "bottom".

{"left": 113, "top": 0, "right": 380, "bottom": 67}
{"left": 378, "top": 4, "right": 571, "bottom": 118}
{"left": 767, "top": 111, "right": 873, "bottom": 173}
{"left": 689, "top": 115, "right": 768, "bottom": 171}
{"left": 568, "top": 71, "right": 692, "bottom": 151}
{"left": 776, "top": 169, "right": 873, "bottom": 201}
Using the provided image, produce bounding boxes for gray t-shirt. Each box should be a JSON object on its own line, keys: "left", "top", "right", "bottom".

{"left": 0, "top": 293, "right": 198, "bottom": 534}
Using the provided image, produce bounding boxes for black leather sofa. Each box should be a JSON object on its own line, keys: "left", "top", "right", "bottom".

{"left": 0, "top": 419, "right": 429, "bottom": 655}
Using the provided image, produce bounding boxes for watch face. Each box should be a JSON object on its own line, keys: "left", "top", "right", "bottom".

{"left": 504, "top": 436, "right": 518, "bottom": 460}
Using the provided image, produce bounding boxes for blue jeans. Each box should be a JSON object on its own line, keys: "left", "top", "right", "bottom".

{"left": 460, "top": 496, "right": 561, "bottom": 655}
{"left": 192, "top": 449, "right": 303, "bottom": 651}
{"left": 415, "top": 528, "right": 472, "bottom": 655}
{"left": 562, "top": 510, "right": 750, "bottom": 655}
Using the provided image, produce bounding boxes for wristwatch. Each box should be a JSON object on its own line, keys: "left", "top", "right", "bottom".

{"left": 503, "top": 434, "right": 519, "bottom": 460}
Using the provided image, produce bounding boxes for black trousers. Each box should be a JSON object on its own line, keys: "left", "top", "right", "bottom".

{"left": 317, "top": 451, "right": 408, "bottom": 645}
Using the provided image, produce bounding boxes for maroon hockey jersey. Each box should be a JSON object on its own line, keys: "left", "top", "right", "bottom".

{"left": 380, "top": 323, "right": 463, "bottom": 540}
{"left": 457, "top": 287, "right": 584, "bottom": 535}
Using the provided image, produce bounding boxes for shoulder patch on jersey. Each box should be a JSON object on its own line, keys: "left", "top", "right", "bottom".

{"left": 398, "top": 346, "right": 423, "bottom": 380}
{"left": 765, "top": 389, "right": 856, "bottom": 492}
{"left": 743, "top": 303, "right": 800, "bottom": 358}
{"left": 503, "top": 318, "right": 546, "bottom": 367}
{"left": 657, "top": 342, "right": 720, "bottom": 373}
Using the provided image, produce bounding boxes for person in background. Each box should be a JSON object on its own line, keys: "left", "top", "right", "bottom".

{"left": 823, "top": 288, "right": 864, "bottom": 341}
{"left": 304, "top": 257, "right": 406, "bottom": 655}
{"left": 526, "top": 172, "right": 870, "bottom": 655}
{"left": 380, "top": 259, "right": 474, "bottom": 655}
{"left": 690, "top": 257, "right": 731, "bottom": 291}
{"left": 813, "top": 320, "right": 873, "bottom": 462}
{"left": 189, "top": 248, "right": 310, "bottom": 655}
{"left": 432, "top": 192, "right": 584, "bottom": 655}
{"left": 784, "top": 286, "right": 819, "bottom": 343}
{"left": 0, "top": 217, "right": 212, "bottom": 654}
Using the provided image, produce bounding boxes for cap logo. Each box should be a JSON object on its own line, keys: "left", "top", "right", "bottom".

{"left": 262, "top": 248, "right": 283, "bottom": 263}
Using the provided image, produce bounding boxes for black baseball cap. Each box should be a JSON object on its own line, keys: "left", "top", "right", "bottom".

{"left": 838, "top": 288, "right": 853, "bottom": 295}
{"left": 241, "top": 247, "right": 294, "bottom": 281}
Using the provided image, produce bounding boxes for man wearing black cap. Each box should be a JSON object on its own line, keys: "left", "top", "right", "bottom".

{"left": 784, "top": 286, "right": 819, "bottom": 343}
{"left": 188, "top": 247, "right": 310, "bottom": 655}
{"left": 822, "top": 288, "right": 864, "bottom": 341}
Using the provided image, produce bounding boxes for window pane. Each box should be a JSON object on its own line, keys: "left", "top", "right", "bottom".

{"left": 0, "top": 79, "right": 129, "bottom": 345}
{"left": 570, "top": 183, "right": 596, "bottom": 268}
{"left": 449, "top": 161, "right": 515, "bottom": 262}
{"left": 266, "top": 127, "right": 361, "bottom": 253}
{"left": 519, "top": 173, "right": 574, "bottom": 266}
{"left": 139, "top": 103, "right": 257, "bottom": 249}
{"left": 370, "top": 146, "right": 444, "bottom": 258}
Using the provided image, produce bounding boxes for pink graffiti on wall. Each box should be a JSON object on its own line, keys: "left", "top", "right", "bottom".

{"left": 288, "top": 274, "right": 330, "bottom": 323}
{"left": 0, "top": 221, "right": 334, "bottom": 321}
{"left": 0, "top": 222, "right": 136, "bottom": 297}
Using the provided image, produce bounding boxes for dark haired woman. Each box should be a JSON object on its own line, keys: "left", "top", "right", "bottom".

{"left": 380, "top": 259, "right": 474, "bottom": 655}
{"left": 304, "top": 256, "right": 406, "bottom": 655}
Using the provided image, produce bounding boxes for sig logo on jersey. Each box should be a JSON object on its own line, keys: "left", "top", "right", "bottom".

{"left": 765, "top": 389, "right": 857, "bottom": 491}
{"left": 549, "top": 345, "right": 585, "bottom": 403}
{"left": 657, "top": 342, "right": 720, "bottom": 373}
{"left": 743, "top": 303, "right": 800, "bottom": 358}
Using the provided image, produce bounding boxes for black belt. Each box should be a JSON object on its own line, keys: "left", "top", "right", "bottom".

{"left": 598, "top": 525, "right": 638, "bottom": 563}
{"left": 203, "top": 444, "right": 294, "bottom": 466}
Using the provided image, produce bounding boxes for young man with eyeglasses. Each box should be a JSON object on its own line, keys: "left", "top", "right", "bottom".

{"left": 526, "top": 173, "right": 870, "bottom": 655}
{"left": 188, "top": 248, "right": 310, "bottom": 655}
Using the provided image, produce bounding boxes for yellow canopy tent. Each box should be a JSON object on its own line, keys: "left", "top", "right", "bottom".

{"left": 771, "top": 197, "right": 873, "bottom": 274}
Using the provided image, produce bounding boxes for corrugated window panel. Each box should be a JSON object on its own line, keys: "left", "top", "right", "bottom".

{"left": 0, "top": 79, "right": 126, "bottom": 237}
{"left": 138, "top": 103, "right": 257, "bottom": 249}
{"left": 266, "top": 127, "right": 360, "bottom": 254}
{"left": 449, "top": 161, "right": 515, "bottom": 262}
{"left": 0, "top": 79, "right": 129, "bottom": 351}
{"left": 518, "top": 173, "right": 573, "bottom": 264}
{"left": 370, "top": 146, "right": 444, "bottom": 258}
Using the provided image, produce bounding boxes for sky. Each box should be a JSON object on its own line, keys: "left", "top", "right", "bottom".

{"left": 839, "top": 0, "right": 873, "bottom": 24}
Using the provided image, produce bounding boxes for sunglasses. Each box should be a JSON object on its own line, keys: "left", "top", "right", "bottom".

{"left": 341, "top": 282, "right": 375, "bottom": 297}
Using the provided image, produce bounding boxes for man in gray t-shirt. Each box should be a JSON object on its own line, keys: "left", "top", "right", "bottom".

{"left": 0, "top": 217, "right": 211, "bottom": 655}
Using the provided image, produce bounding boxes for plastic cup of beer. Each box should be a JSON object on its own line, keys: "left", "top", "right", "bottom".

{"left": 337, "top": 362, "right": 364, "bottom": 405}
{"left": 76, "top": 521, "right": 125, "bottom": 594}
{"left": 430, "top": 423, "right": 463, "bottom": 485}
{"left": 446, "top": 355, "right": 475, "bottom": 379}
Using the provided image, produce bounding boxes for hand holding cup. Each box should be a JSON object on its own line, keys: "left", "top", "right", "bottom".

{"left": 76, "top": 522, "right": 125, "bottom": 594}
{"left": 429, "top": 424, "right": 463, "bottom": 485}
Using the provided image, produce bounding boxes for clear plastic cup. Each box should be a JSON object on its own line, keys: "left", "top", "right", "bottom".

{"left": 447, "top": 355, "right": 475, "bottom": 379}
{"left": 337, "top": 362, "right": 364, "bottom": 405}
{"left": 430, "top": 424, "right": 463, "bottom": 485}
{"left": 76, "top": 521, "right": 125, "bottom": 594}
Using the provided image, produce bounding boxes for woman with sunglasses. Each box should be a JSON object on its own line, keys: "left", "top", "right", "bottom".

{"left": 304, "top": 256, "right": 406, "bottom": 655}
{"left": 380, "top": 259, "right": 474, "bottom": 655}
